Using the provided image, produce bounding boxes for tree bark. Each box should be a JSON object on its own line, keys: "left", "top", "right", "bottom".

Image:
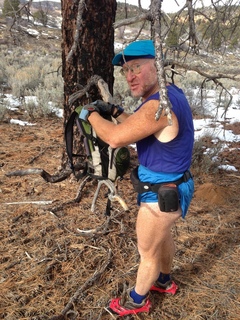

{"left": 61, "top": 0, "right": 117, "bottom": 166}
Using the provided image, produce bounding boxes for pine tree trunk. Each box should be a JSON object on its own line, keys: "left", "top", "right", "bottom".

{"left": 61, "top": 0, "right": 117, "bottom": 167}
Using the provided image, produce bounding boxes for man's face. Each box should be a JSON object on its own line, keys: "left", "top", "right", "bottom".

{"left": 121, "top": 58, "right": 158, "bottom": 100}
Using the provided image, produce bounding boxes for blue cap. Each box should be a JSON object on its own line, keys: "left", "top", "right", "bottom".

{"left": 112, "top": 40, "right": 155, "bottom": 66}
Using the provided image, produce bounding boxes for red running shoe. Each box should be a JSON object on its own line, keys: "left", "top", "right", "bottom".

{"left": 150, "top": 280, "right": 178, "bottom": 295}
{"left": 109, "top": 289, "right": 151, "bottom": 317}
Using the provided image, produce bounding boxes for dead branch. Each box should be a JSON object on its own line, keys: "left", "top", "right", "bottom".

{"left": 91, "top": 179, "right": 128, "bottom": 213}
{"left": 114, "top": 12, "right": 150, "bottom": 29}
{"left": 69, "top": 75, "right": 114, "bottom": 105}
{"left": 227, "top": 174, "right": 240, "bottom": 179}
{"left": 76, "top": 216, "right": 112, "bottom": 237}
{"left": 151, "top": 0, "right": 173, "bottom": 124}
{"left": 67, "top": 0, "right": 86, "bottom": 62}
{"left": 28, "top": 146, "right": 53, "bottom": 164}
{"left": 4, "top": 200, "right": 53, "bottom": 205}
{"left": 97, "top": 78, "right": 115, "bottom": 104}
{"left": 50, "top": 249, "right": 112, "bottom": 319}
{"left": 5, "top": 168, "right": 72, "bottom": 183}
{"left": 130, "top": 19, "right": 148, "bottom": 43}
{"left": 186, "top": 0, "right": 199, "bottom": 54}
{"left": 167, "top": 58, "right": 240, "bottom": 82}
{"left": 48, "top": 175, "right": 92, "bottom": 214}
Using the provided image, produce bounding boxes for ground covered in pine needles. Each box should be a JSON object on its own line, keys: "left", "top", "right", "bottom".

{"left": 0, "top": 116, "right": 240, "bottom": 320}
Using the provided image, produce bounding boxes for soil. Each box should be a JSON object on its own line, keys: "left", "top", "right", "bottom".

{"left": 0, "top": 115, "right": 240, "bottom": 320}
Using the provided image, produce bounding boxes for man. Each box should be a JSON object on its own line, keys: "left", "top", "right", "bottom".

{"left": 80, "top": 39, "right": 194, "bottom": 316}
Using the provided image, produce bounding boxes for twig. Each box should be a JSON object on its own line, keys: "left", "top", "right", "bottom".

{"left": 76, "top": 216, "right": 112, "bottom": 237}
{"left": 25, "top": 251, "right": 33, "bottom": 259}
{"left": 103, "top": 306, "right": 117, "bottom": 319}
{"left": 4, "top": 200, "right": 53, "bottom": 205}
{"left": 227, "top": 174, "right": 240, "bottom": 179}
{"left": 58, "top": 249, "right": 112, "bottom": 317}
{"left": 114, "top": 13, "right": 150, "bottom": 29}
{"left": 28, "top": 147, "right": 52, "bottom": 164}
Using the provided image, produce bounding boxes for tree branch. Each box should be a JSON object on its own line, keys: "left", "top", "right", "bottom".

{"left": 151, "top": 0, "right": 172, "bottom": 124}
{"left": 5, "top": 168, "right": 73, "bottom": 183}
{"left": 59, "top": 249, "right": 112, "bottom": 318}
{"left": 69, "top": 75, "right": 114, "bottom": 105}
{"left": 67, "top": 0, "right": 86, "bottom": 62}
{"left": 114, "top": 12, "right": 150, "bottom": 29}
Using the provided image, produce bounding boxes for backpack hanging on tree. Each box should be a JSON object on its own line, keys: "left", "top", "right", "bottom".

{"left": 65, "top": 105, "right": 130, "bottom": 215}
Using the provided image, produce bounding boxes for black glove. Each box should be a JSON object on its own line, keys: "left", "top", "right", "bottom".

{"left": 92, "top": 100, "right": 124, "bottom": 118}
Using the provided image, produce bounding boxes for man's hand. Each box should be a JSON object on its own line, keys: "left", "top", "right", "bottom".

{"left": 79, "top": 101, "right": 124, "bottom": 122}
{"left": 79, "top": 104, "right": 100, "bottom": 122}
{"left": 92, "top": 100, "right": 114, "bottom": 115}
{"left": 92, "top": 100, "right": 124, "bottom": 118}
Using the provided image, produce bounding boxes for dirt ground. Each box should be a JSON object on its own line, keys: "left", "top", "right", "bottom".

{"left": 0, "top": 115, "right": 240, "bottom": 320}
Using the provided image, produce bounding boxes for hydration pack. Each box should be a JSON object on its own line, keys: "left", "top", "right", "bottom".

{"left": 65, "top": 106, "right": 130, "bottom": 214}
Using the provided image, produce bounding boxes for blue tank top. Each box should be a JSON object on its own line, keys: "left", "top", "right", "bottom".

{"left": 135, "top": 84, "right": 194, "bottom": 173}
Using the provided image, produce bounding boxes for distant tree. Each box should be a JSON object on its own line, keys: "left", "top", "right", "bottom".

{"left": 33, "top": 9, "right": 48, "bottom": 26}
{"left": 165, "top": 27, "right": 179, "bottom": 48}
{"left": 2, "top": 0, "right": 20, "bottom": 17}
{"left": 33, "top": 1, "right": 53, "bottom": 26}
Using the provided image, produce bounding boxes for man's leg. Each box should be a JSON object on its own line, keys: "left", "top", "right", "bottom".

{"left": 134, "top": 202, "right": 181, "bottom": 296}
{"left": 108, "top": 202, "right": 181, "bottom": 316}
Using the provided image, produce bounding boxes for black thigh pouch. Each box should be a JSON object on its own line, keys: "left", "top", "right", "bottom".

{"left": 158, "top": 183, "right": 179, "bottom": 212}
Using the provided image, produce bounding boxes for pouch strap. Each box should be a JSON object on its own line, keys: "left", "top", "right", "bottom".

{"left": 130, "top": 166, "right": 192, "bottom": 194}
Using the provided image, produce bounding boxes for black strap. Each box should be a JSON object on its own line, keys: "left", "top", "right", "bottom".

{"left": 65, "top": 111, "right": 78, "bottom": 171}
{"left": 112, "top": 106, "right": 124, "bottom": 118}
{"left": 65, "top": 111, "right": 89, "bottom": 180}
{"left": 130, "top": 167, "right": 192, "bottom": 194}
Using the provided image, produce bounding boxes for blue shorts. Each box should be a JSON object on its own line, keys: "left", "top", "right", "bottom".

{"left": 137, "top": 165, "right": 194, "bottom": 218}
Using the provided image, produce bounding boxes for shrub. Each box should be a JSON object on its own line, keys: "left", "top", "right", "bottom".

{"left": 0, "top": 47, "right": 63, "bottom": 120}
{"left": 192, "top": 134, "right": 224, "bottom": 176}
{"left": 2, "top": 0, "right": 20, "bottom": 18}
{"left": 183, "top": 87, "right": 212, "bottom": 118}
{"left": 0, "top": 101, "right": 7, "bottom": 121}
{"left": 7, "top": 65, "right": 43, "bottom": 98}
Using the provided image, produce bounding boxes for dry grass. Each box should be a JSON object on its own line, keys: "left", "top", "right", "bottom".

{"left": 0, "top": 117, "right": 240, "bottom": 320}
